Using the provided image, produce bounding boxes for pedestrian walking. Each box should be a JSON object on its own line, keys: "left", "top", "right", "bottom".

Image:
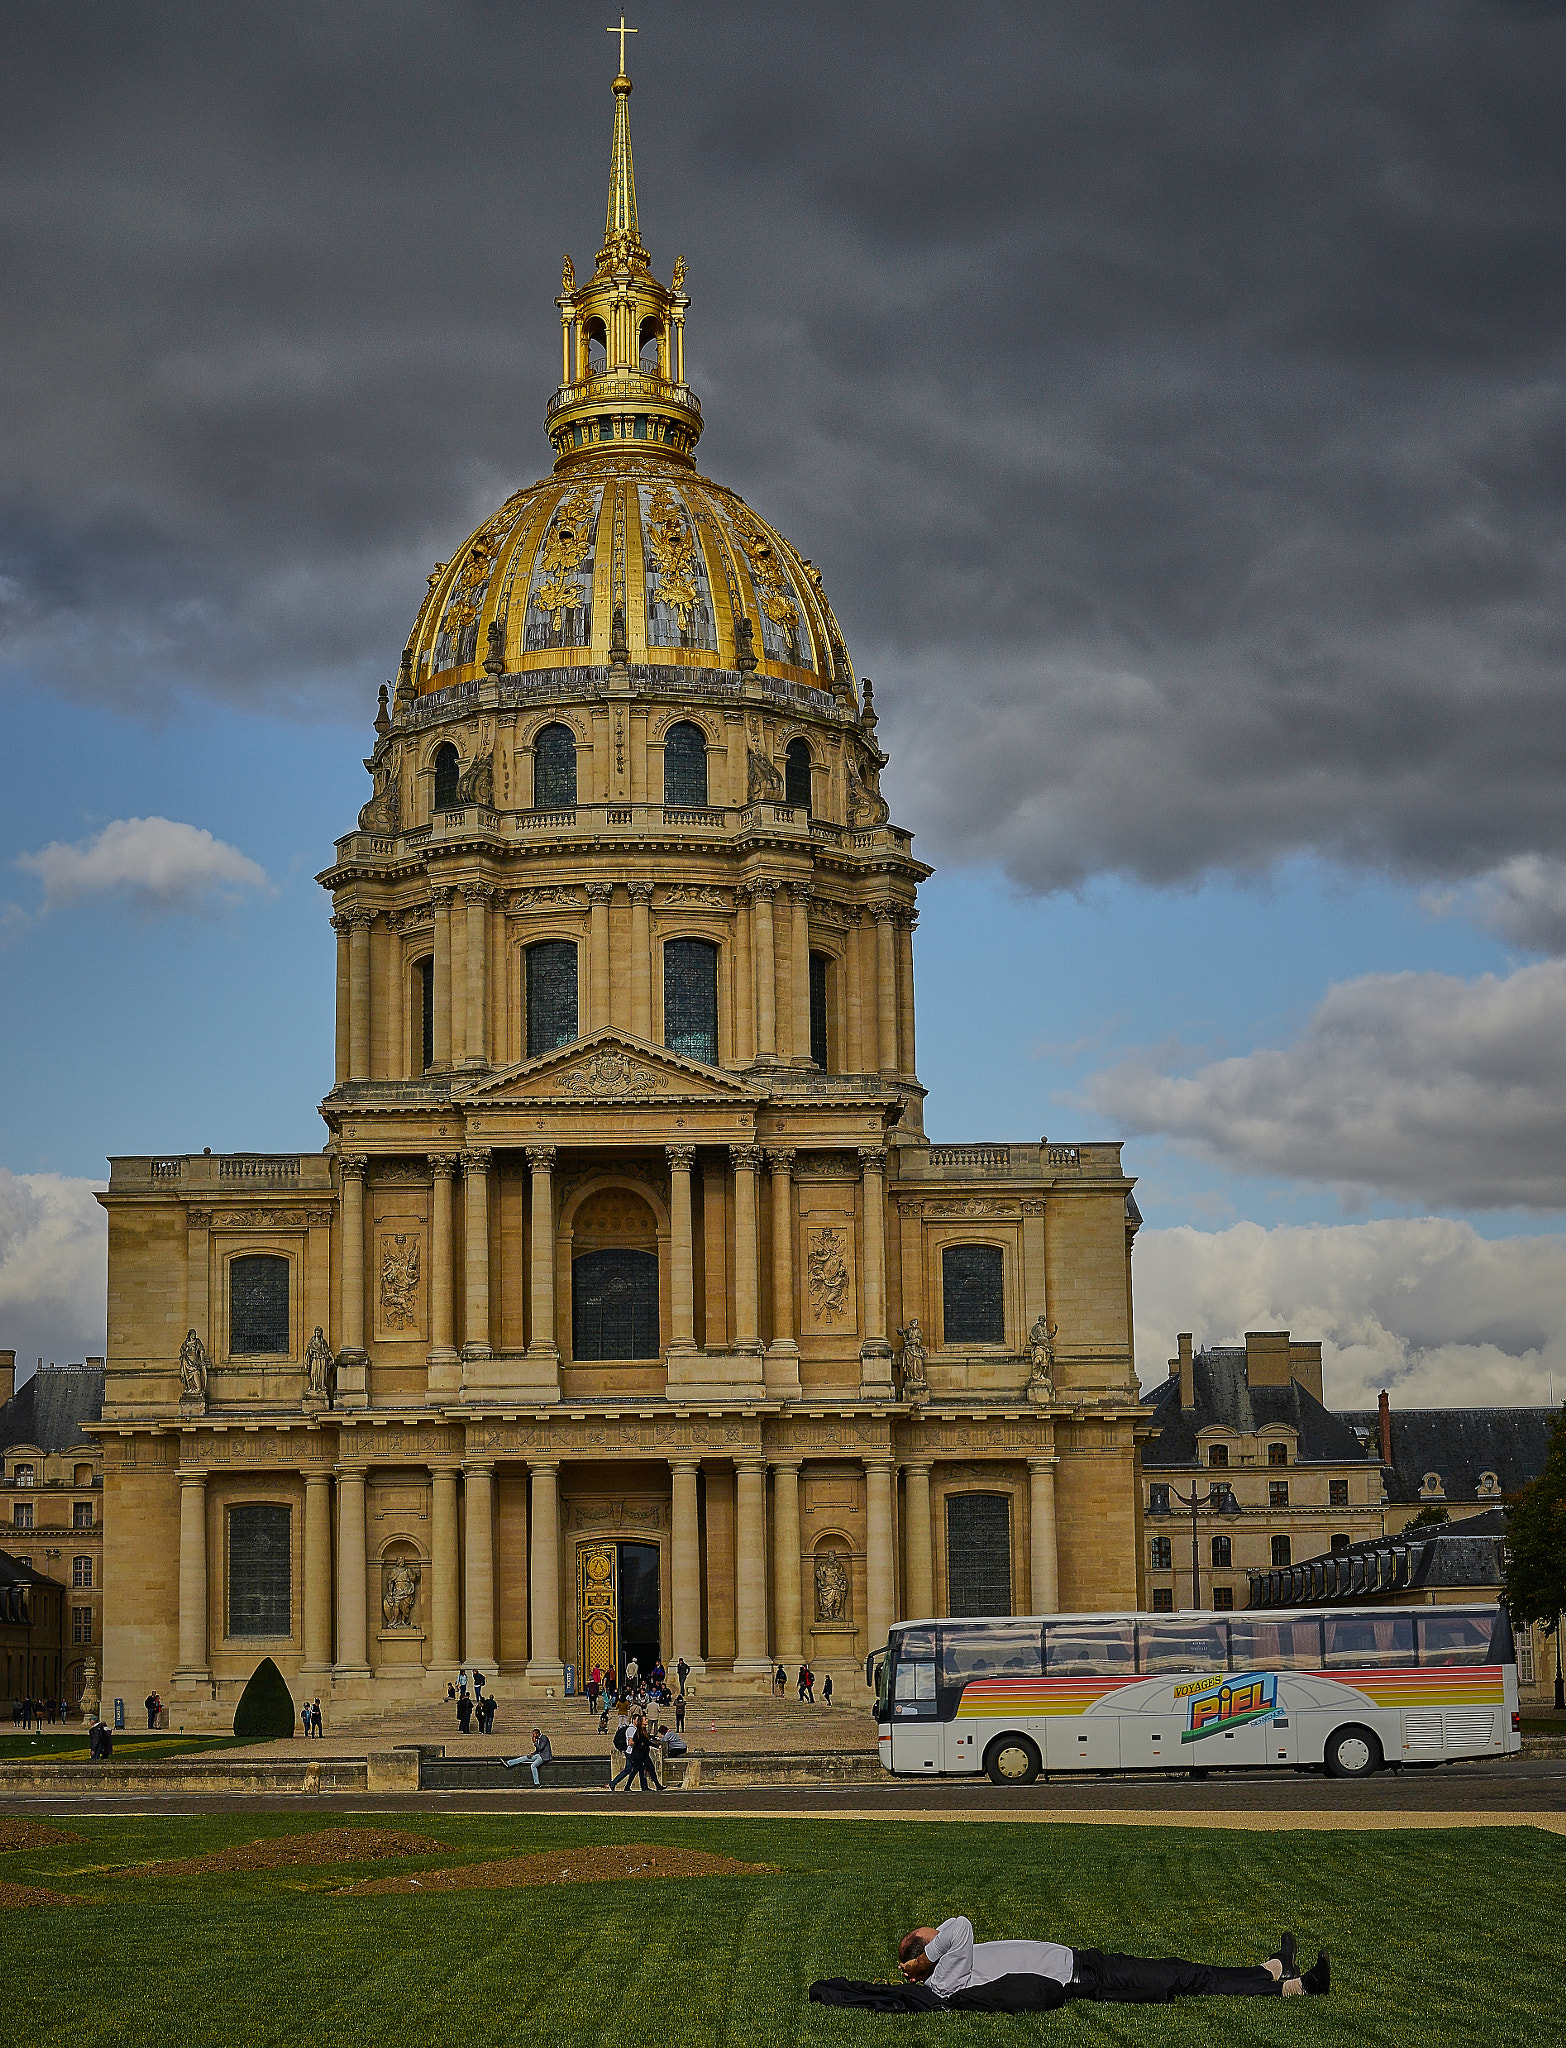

{"left": 608, "top": 1710, "right": 639, "bottom": 1790}
{"left": 674, "top": 1693, "right": 686, "bottom": 1734}
{"left": 457, "top": 1690, "right": 474, "bottom": 1734}
{"left": 823, "top": 1673, "right": 834, "bottom": 1707}
{"left": 803, "top": 1665, "right": 815, "bottom": 1703}
{"left": 775, "top": 1664, "right": 786, "bottom": 1699}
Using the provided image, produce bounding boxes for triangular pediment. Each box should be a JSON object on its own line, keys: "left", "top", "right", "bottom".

{"left": 453, "top": 1029, "right": 766, "bottom": 1107}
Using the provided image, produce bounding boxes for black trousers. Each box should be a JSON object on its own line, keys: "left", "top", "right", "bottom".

{"left": 1070, "top": 1949, "right": 1281, "bottom": 2004}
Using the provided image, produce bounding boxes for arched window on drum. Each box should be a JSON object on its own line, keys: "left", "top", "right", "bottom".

{"left": 664, "top": 938, "right": 718, "bottom": 1065}
{"left": 533, "top": 723, "right": 577, "bottom": 809}
{"left": 785, "top": 737, "right": 812, "bottom": 811}
{"left": 526, "top": 940, "right": 579, "bottom": 1058}
{"left": 433, "top": 743, "right": 460, "bottom": 811}
{"left": 663, "top": 722, "right": 708, "bottom": 807}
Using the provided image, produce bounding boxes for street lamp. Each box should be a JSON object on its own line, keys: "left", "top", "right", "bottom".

{"left": 1166, "top": 1480, "right": 1241, "bottom": 1610}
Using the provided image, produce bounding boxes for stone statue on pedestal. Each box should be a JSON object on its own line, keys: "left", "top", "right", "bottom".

{"left": 898, "top": 1318, "right": 928, "bottom": 1405}
{"left": 1027, "top": 1315, "right": 1057, "bottom": 1404}
{"left": 178, "top": 1328, "right": 208, "bottom": 1408}
{"left": 304, "top": 1326, "right": 335, "bottom": 1408}
{"left": 815, "top": 1548, "right": 850, "bottom": 1623}
{"left": 382, "top": 1557, "right": 420, "bottom": 1629}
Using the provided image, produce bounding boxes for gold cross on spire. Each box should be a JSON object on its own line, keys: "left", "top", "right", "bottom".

{"left": 608, "top": 13, "right": 637, "bottom": 78}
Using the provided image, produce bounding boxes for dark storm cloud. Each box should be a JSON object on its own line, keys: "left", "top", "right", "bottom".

{"left": 2, "top": 0, "right": 1564, "bottom": 887}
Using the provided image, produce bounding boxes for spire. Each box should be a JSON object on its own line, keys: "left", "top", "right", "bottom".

{"left": 605, "top": 16, "right": 640, "bottom": 247}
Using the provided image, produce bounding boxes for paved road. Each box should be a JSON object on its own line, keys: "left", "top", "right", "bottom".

{"left": 6, "top": 1759, "right": 1565, "bottom": 1819}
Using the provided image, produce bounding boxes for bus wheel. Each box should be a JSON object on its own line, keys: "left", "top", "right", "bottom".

{"left": 984, "top": 1734, "right": 1041, "bottom": 1786}
{"left": 1324, "top": 1726, "right": 1382, "bottom": 1779}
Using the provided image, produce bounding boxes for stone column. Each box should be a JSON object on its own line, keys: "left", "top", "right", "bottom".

{"left": 527, "top": 1461, "right": 563, "bottom": 1684}
{"left": 897, "top": 908, "right": 918, "bottom": 1077}
{"left": 175, "top": 1468, "right": 209, "bottom": 1680}
{"left": 430, "top": 1463, "right": 460, "bottom": 1669}
{"left": 338, "top": 1153, "right": 368, "bottom": 1373}
{"left": 844, "top": 908, "right": 864, "bottom": 1073}
{"left": 730, "top": 1145, "right": 761, "bottom": 1353}
{"left": 335, "top": 1464, "right": 370, "bottom": 1675}
{"left": 790, "top": 882, "right": 813, "bottom": 1064}
{"left": 461, "top": 1148, "right": 492, "bottom": 1361}
{"left": 588, "top": 881, "right": 613, "bottom": 1029}
{"left": 667, "top": 1145, "right": 697, "bottom": 1354}
{"left": 765, "top": 1148, "right": 799, "bottom": 1392}
{"left": 301, "top": 1470, "right": 333, "bottom": 1673}
{"left": 349, "top": 909, "right": 373, "bottom": 1081}
{"left": 771, "top": 1457, "right": 803, "bottom": 1664}
{"left": 427, "top": 1154, "right": 459, "bottom": 1394}
{"left": 671, "top": 1461, "right": 707, "bottom": 1679}
{"left": 527, "top": 1148, "right": 558, "bottom": 1361}
{"left": 1029, "top": 1455, "right": 1060, "bottom": 1614}
{"left": 431, "top": 887, "right": 453, "bottom": 1069}
{"left": 464, "top": 1461, "right": 495, "bottom": 1668}
{"left": 751, "top": 881, "right": 778, "bottom": 1059}
{"left": 629, "top": 881, "right": 654, "bottom": 1038}
{"left": 734, "top": 1458, "right": 770, "bottom": 1676}
{"left": 865, "top": 1455, "right": 895, "bottom": 1653}
{"left": 463, "top": 885, "right": 490, "bottom": 1068}
{"left": 873, "top": 905, "right": 898, "bottom": 1075}
{"left": 858, "top": 1146, "right": 892, "bottom": 1392}
{"left": 332, "top": 913, "right": 351, "bottom": 1083}
{"left": 902, "top": 1461, "right": 934, "bottom": 1620}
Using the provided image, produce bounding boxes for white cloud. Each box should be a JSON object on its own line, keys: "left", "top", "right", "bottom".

{"left": 0, "top": 1171, "right": 107, "bottom": 1377}
{"left": 1090, "top": 959, "right": 1566, "bottom": 1211}
{"left": 1134, "top": 1218, "right": 1566, "bottom": 1410}
{"left": 16, "top": 816, "right": 269, "bottom": 914}
{"left": 1430, "top": 854, "right": 1566, "bottom": 956}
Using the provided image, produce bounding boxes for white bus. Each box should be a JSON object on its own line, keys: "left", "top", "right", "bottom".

{"left": 869, "top": 1605, "right": 1520, "bottom": 1782}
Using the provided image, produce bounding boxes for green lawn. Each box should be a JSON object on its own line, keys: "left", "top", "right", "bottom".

{"left": 0, "top": 1731, "right": 253, "bottom": 1762}
{"left": 1, "top": 1812, "right": 1557, "bottom": 2045}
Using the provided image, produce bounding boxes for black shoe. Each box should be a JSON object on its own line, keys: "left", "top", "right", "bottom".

{"left": 1270, "top": 1932, "right": 1297, "bottom": 1978}
{"left": 1301, "top": 1953, "right": 1330, "bottom": 1997}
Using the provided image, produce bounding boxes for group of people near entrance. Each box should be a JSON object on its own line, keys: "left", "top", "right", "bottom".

{"left": 585, "top": 1654, "right": 685, "bottom": 1716}
{"left": 298, "top": 1697, "right": 325, "bottom": 1737}
{"left": 447, "top": 1667, "right": 498, "bottom": 1733}
{"left": 773, "top": 1663, "right": 833, "bottom": 1705}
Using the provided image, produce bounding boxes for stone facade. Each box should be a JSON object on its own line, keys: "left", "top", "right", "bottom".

{"left": 0, "top": 1354, "right": 104, "bottom": 1706}
{"left": 94, "top": 66, "right": 1152, "bottom": 1726}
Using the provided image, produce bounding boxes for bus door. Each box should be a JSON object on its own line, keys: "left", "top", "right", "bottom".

{"left": 1042, "top": 1619, "right": 1134, "bottom": 1771}
{"left": 888, "top": 1627, "right": 942, "bottom": 1773}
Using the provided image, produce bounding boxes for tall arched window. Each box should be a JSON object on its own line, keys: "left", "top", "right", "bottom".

{"left": 231, "top": 1254, "right": 290, "bottom": 1354}
{"left": 526, "top": 940, "right": 579, "bottom": 1057}
{"left": 228, "top": 1503, "right": 292, "bottom": 1637}
{"left": 785, "top": 737, "right": 812, "bottom": 810}
{"left": 663, "top": 721, "right": 708, "bottom": 806}
{"left": 664, "top": 937, "right": 718, "bottom": 1065}
{"left": 416, "top": 957, "right": 435, "bottom": 1072}
{"left": 533, "top": 723, "right": 577, "bottom": 808}
{"left": 433, "top": 743, "right": 460, "bottom": 811}
{"left": 946, "top": 1493, "right": 1012, "bottom": 1616}
{"left": 941, "top": 1243, "right": 1004, "bottom": 1344}
{"left": 809, "top": 950, "right": 831, "bottom": 1069}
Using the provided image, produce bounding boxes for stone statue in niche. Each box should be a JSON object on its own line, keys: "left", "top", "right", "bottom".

{"left": 304, "top": 1325, "right": 336, "bottom": 1407}
{"left": 815, "top": 1548, "right": 850, "bottom": 1623}
{"left": 358, "top": 758, "right": 401, "bottom": 833}
{"left": 382, "top": 1557, "right": 420, "bottom": 1629}
{"left": 457, "top": 750, "right": 494, "bottom": 807}
{"left": 1027, "top": 1315, "right": 1058, "bottom": 1404}
{"left": 745, "top": 714, "right": 782, "bottom": 800}
{"left": 178, "top": 1328, "right": 208, "bottom": 1407}
{"left": 898, "top": 1318, "right": 928, "bottom": 1405}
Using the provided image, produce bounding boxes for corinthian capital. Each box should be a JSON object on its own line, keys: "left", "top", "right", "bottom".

{"left": 857, "top": 1145, "right": 886, "bottom": 1175}
{"left": 586, "top": 881, "right": 614, "bottom": 905}
{"left": 666, "top": 1144, "right": 698, "bottom": 1173}
{"left": 526, "top": 1145, "right": 557, "bottom": 1173}
{"left": 338, "top": 1152, "right": 368, "bottom": 1181}
{"left": 764, "top": 1147, "right": 796, "bottom": 1177}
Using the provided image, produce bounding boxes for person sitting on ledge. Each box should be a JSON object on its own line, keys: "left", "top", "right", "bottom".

{"left": 503, "top": 1729, "right": 553, "bottom": 1786}
{"left": 811, "top": 1919, "right": 1327, "bottom": 2014}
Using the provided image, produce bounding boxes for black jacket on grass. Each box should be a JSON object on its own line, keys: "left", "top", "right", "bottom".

{"left": 809, "top": 1975, "right": 1069, "bottom": 2015}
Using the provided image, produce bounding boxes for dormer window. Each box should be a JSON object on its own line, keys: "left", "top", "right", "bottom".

{"left": 1207, "top": 1444, "right": 1228, "bottom": 1469}
{"left": 1477, "top": 1471, "right": 1502, "bottom": 1498}
{"left": 1268, "top": 1442, "right": 1288, "bottom": 1466}
{"left": 12, "top": 1463, "right": 34, "bottom": 1486}
{"left": 1420, "top": 1471, "right": 1446, "bottom": 1498}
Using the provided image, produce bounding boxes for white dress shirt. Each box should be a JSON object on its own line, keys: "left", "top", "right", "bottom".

{"left": 925, "top": 1917, "right": 1074, "bottom": 1998}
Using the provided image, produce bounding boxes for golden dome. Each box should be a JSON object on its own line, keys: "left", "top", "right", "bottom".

{"left": 401, "top": 57, "right": 857, "bottom": 708}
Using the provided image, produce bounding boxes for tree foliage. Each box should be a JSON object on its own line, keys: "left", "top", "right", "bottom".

{"left": 1503, "top": 1405, "right": 1566, "bottom": 1633}
{"left": 1407, "top": 1504, "right": 1450, "bottom": 1528}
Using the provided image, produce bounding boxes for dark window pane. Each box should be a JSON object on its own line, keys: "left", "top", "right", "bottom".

{"left": 663, "top": 721, "right": 708, "bottom": 805}
{"left": 534, "top": 723, "right": 577, "bottom": 808}
{"left": 1148, "top": 1484, "right": 1170, "bottom": 1514}
{"left": 433, "top": 743, "right": 460, "bottom": 810}
{"left": 785, "top": 738, "right": 812, "bottom": 810}
{"left": 228, "top": 1503, "right": 291, "bottom": 1637}
{"left": 1149, "top": 1535, "right": 1171, "bottom": 1569}
{"left": 231, "top": 1255, "right": 289, "bottom": 1354}
{"left": 1416, "top": 1612, "right": 1494, "bottom": 1666}
{"left": 418, "top": 957, "right": 435, "bottom": 1071}
{"left": 945, "top": 1493, "right": 1011, "bottom": 1616}
{"left": 938, "top": 1619, "right": 1039, "bottom": 1685}
{"left": 1269, "top": 1480, "right": 1290, "bottom": 1507}
{"left": 1213, "top": 1587, "right": 1234, "bottom": 1610}
{"left": 664, "top": 938, "right": 718, "bottom": 1064}
{"left": 1137, "top": 1618, "right": 1228, "bottom": 1674}
{"left": 1323, "top": 1613, "right": 1415, "bottom": 1669}
{"left": 1045, "top": 1619, "right": 1136, "bottom": 1676}
{"left": 809, "top": 951, "right": 830, "bottom": 1069}
{"left": 1208, "top": 1444, "right": 1229, "bottom": 1468}
{"left": 1152, "top": 1588, "right": 1173, "bottom": 1612}
{"left": 1211, "top": 1534, "right": 1231, "bottom": 1567}
{"left": 942, "top": 1244, "right": 1004, "bottom": 1344}
{"left": 1228, "top": 1617, "right": 1323, "bottom": 1671}
{"left": 527, "top": 941, "right": 579, "bottom": 1057}
{"left": 573, "top": 1248, "right": 660, "bottom": 1360}
{"left": 1331, "top": 1533, "right": 1350, "bottom": 1553}
{"left": 1271, "top": 1535, "right": 1291, "bottom": 1568}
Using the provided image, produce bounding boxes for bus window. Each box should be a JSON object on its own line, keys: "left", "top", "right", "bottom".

{"left": 940, "top": 1622, "right": 1042, "bottom": 1687}
{"left": 1322, "top": 1612, "right": 1415, "bottom": 1670}
{"left": 1044, "top": 1620, "right": 1135, "bottom": 1677}
{"left": 1136, "top": 1618, "right": 1228, "bottom": 1675}
{"left": 1228, "top": 1616, "right": 1323, "bottom": 1671}
{"left": 893, "top": 1660, "right": 938, "bottom": 1716}
{"left": 896, "top": 1627, "right": 936, "bottom": 1660}
{"left": 1416, "top": 1612, "right": 1493, "bottom": 1665}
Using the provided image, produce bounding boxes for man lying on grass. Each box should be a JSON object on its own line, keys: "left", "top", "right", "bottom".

{"left": 810, "top": 1917, "right": 1328, "bottom": 2013}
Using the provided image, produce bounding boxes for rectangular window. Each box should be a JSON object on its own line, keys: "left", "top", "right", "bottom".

{"left": 1045, "top": 1619, "right": 1136, "bottom": 1676}
{"left": 12, "top": 1503, "right": 32, "bottom": 1530}
{"left": 1416, "top": 1612, "right": 1494, "bottom": 1666}
{"left": 526, "top": 939, "right": 579, "bottom": 1058}
{"left": 231, "top": 1254, "right": 290, "bottom": 1354}
{"left": 941, "top": 1244, "right": 1005, "bottom": 1345}
{"left": 1207, "top": 1444, "right": 1228, "bottom": 1468}
{"left": 1151, "top": 1588, "right": 1174, "bottom": 1613}
{"left": 72, "top": 1556, "right": 92, "bottom": 1588}
{"left": 1330, "top": 1533, "right": 1350, "bottom": 1554}
{"left": 13, "top": 1464, "right": 34, "bottom": 1486}
{"left": 1329, "top": 1479, "right": 1349, "bottom": 1506}
{"left": 945, "top": 1493, "right": 1012, "bottom": 1617}
{"left": 1322, "top": 1612, "right": 1415, "bottom": 1670}
{"left": 73, "top": 1500, "right": 93, "bottom": 1529}
{"left": 939, "top": 1620, "right": 1040, "bottom": 1687}
{"left": 1212, "top": 1587, "right": 1234, "bottom": 1611}
{"left": 227, "top": 1503, "right": 292, "bottom": 1638}
{"left": 1211, "top": 1534, "right": 1231, "bottom": 1568}
{"left": 418, "top": 956, "right": 435, "bottom": 1071}
{"left": 1229, "top": 1616, "right": 1323, "bottom": 1671}
{"left": 1518, "top": 1627, "right": 1535, "bottom": 1686}
{"left": 1269, "top": 1480, "right": 1290, "bottom": 1507}
{"left": 1271, "top": 1534, "right": 1291, "bottom": 1568}
{"left": 72, "top": 1607, "right": 92, "bottom": 1644}
{"left": 1268, "top": 1443, "right": 1288, "bottom": 1466}
{"left": 808, "top": 950, "right": 830, "bottom": 1070}
{"left": 1149, "top": 1534, "right": 1172, "bottom": 1570}
{"left": 663, "top": 937, "right": 719, "bottom": 1065}
{"left": 1147, "top": 1484, "right": 1170, "bottom": 1515}
{"left": 1137, "top": 1618, "right": 1229, "bottom": 1674}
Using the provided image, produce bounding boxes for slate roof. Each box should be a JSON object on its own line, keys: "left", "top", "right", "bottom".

{"left": 1142, "top": 1348, "right": 1374, "bottom": 1468}
{"left": 1340, "top": 1406, "right": 1556, "bottom": 1505}
{"left": 1246, "top": 1507, "right": 1510, "bottom": 1607}
{"left": 0, "top": 1546, "right": 57, "bottom": 1625}
{"left": 0, "top": 1363, "right": 105, "bottom": 1456}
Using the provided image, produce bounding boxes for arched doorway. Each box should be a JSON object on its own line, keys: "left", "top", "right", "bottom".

{"left": 577, "top": 1539, "right": 661, "bottom": 1681}
{"left": 571, "top": 1188, "right": 661, "bottom": 1360}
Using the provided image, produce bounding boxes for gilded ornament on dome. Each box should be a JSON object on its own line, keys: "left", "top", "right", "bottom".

{"left": 562, "top": 253, "right": 575, "bottom": 292}
{"left": 534, "top": 484, "right": 597, "bottom": 630}
{"left": 726, "top": 501, "right": 797, "bottom": 630}
{"left": 644, "top": 484, "right": 700, "bottom": 625}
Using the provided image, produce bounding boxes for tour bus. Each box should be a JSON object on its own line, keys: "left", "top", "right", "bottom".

{"left": 868, "top": 1605, "right": 1520, "bottom": 1782}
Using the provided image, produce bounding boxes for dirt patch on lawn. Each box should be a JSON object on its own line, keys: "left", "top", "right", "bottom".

{"left": 0, "top": 1879, "right": 81, "bottom": 1907}
{"left": 342, "top": 1843, "right": 774, "bottom": 1896}
{"left": 130, "top": 1827, "right": 450, "bottom": 1876}
{"left": 0, "top": 1819, "right": 83, "bottom": 1853}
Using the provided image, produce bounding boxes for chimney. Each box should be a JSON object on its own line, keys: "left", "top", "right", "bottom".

{"left": 0, "top": 1350, "right": 13, "bottom": 1405}
{"left": 1178, "top": 1333, "right": 1194, "bottom": 1409}
{"left": 1288, "top": 1340, "right": 1324, "bottom": 1405}
{"left": 1378, "top": 1388, "right": 1392, "bottom": 1468}
{"left": 1244, "top": 1330, "right": 1292, "bottom": 1388}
